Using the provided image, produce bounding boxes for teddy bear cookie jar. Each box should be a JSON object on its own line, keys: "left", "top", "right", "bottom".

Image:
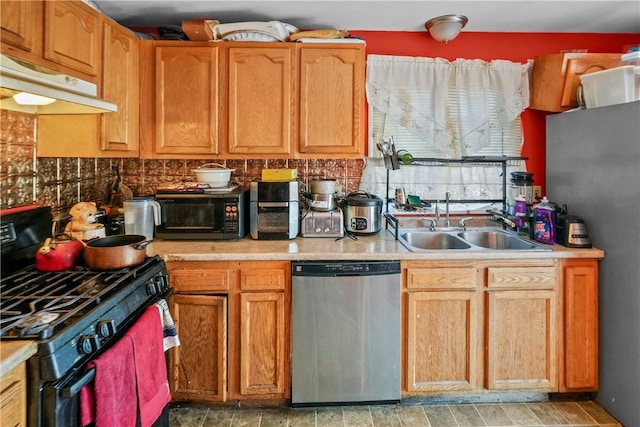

{"left": 64, "top": 202, "right": 107, "bottom": 241}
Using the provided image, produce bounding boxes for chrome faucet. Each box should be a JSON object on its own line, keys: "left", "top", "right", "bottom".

{"left": 444, "top": 192, "right": 451, "bottom": 228}
{"left": 424, "top": 218, "right": 438, "bottom": 231}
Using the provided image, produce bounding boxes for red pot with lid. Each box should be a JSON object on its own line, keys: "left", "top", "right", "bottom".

{"left": 35, "top": 234, "right": 84, "bottom": 272}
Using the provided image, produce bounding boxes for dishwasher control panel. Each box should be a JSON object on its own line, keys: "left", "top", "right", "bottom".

{"left": 291, "top": 261, "right": 401, "bottom": 276}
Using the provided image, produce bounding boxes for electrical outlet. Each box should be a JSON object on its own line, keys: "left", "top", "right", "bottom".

{"left": 533, "top": 186, "right": 542, "bottom": 201}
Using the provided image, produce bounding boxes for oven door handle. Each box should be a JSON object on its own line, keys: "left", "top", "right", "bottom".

{"left": 61, "top": 367, "right": 96, "bottom": 398}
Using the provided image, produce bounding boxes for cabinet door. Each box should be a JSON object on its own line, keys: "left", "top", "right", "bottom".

{"left": 486, "top": 289, "right": 557, "bottom": 390}
{"left": 100, "top": 19, "right": 139, "bottom": 156}
{"left": 170, "top": 294, "right": 227, "bottom": 402}
{"left": 43, "top": 1, "right": 101, "bottom": 78}
{"left": 561, "top": 259, "right": 598, "bottom": 391}
{"left": 154, "top": 46, "right": 219, "bottom": 156}
{"left": 407, "top": 291, "right": 478, "bottom": 392}
{"left": 298, "top": 45, "right": 365, "bottom": 156}
{"left": 0, "top": 0, "right": 42, "bottom": 58}
{"left": 240, "top": 292, "right": 286, "bottom": 396}
{"left": 226, "top": 46, "right": 293, "bottom": 156}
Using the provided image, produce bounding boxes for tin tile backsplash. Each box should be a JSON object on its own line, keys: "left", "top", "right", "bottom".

{"left": 0, "top": 110, "right": 364, "bottom": 212}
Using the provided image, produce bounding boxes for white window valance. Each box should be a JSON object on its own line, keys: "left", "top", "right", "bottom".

{"left": 366, "top": 55, "right": 530, "bottom": 158}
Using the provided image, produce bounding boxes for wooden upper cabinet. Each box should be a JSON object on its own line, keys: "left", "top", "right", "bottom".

{"left": 100, "top": 19, "right": 139, "bottom": 156}
{"left": 530, "top": 53, "right": 623, "bottom": 112}
{"left": 43, "top": 1, "right": 101, "bottom": 78}
{"left": 0, "top": 0, "right": 43, "bottom": 58}
{"left": 153, "top": 45, "right": 219, "bottom": 156}
{"left": 225, "top": 46, "right": 293, "bottom": 156}
{"left": 297, "top": 45, "right": 365, "bottom": 156}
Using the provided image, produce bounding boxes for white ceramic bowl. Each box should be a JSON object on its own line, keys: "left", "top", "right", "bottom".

{"left": 192, "top": 163, "right": 234, "bottom": 187}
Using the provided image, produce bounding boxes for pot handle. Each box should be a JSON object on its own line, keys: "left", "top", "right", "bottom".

{"left": 196, "top": 163, "right": 226, "bottom": 170}
{"left": 135, "top": 240, "right": 152, "bottom": 250}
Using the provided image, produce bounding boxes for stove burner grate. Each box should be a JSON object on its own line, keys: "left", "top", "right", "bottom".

{"left": 0, "top": 257, "right": 161, "bottom": 339}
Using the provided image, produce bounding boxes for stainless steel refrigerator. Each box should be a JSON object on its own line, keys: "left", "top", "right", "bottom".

{"left": 546, "top": 101, "right": 640, "bottom": 427}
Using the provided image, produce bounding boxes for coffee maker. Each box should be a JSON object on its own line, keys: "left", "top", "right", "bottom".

{"left": 250, "top": 181, "right": 299, "bottom": 240}
{"left": 301, "top": 179, "right": 344, "bottom": 238}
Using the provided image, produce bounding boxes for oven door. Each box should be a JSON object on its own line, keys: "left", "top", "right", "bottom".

{"left": 36, "top": 353, "right": 170, "bottom": 427}
{"left": 30, "top": 288, "right": 172, "bottom": 427}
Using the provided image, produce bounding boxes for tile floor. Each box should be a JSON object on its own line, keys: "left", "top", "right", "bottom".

{"left": 169, "top": 400, "right": 622, "bottom": 427}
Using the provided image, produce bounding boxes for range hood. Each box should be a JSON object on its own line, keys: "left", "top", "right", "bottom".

{"left": 0, "top": 54, "right": 117, "bottom": 114}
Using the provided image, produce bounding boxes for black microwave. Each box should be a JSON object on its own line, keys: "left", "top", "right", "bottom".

{"left": 155, "top": 187, "right": 249, "bottom": 240}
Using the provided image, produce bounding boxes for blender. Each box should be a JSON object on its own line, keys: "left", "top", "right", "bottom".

{"left": 507, "top": 172, "right": 534, "bottom": 214}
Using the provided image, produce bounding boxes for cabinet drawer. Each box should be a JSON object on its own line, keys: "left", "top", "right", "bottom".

{"left": 170, "top": 268, "right": 230, "bottom": 293}
{"left": 240, "top": 267, "right": 286, "bottom": 291}
{"left": 406, "top": 267, "right": 478, "bottom": 290}
{"left": 487, "top": 267, "right": 556, "bottom": 289}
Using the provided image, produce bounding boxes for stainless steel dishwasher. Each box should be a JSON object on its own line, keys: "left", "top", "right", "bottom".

{"left": 291, "top": 260, "right": 401, "bottom": 406}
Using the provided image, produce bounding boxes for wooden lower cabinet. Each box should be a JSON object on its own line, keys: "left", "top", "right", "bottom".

{"left": 406, "top": 290, "right": 479, "bottom": 392}
{"left": 171, "top": 294, "right": 227, "bottom": 402}
{"left": 0, "top": 362, "right": 28, "bottom": 427}
{"left": 168, "top": 260, "right": 289, "bottom": 403}
{"left": 403, "top": 260, "right": 560, "bottom": 395}
{"left": 486, "top": 289, "right": 557, "bottom": 390}
{"left": 405, "top": 264, "right": 481, "bottom": 392}
{"left": 239, "top": 292, "right": 286, "bottom": 395}
{"left": 560, "top": 259, "right": 599, "bottom": 392}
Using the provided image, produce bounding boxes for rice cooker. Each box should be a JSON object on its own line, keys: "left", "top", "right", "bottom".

{"left": 341, "top": 191, "right": 383, "bottom": 235}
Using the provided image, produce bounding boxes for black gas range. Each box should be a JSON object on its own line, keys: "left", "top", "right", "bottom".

{"left": 0, "top": 206, "right": 171, "bottom": 427}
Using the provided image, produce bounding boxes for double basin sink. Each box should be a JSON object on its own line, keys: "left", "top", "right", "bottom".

{"left": 396, "top": 227, "right": 551, "bottom": 252}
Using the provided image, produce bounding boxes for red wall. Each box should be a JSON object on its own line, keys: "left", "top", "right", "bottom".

{"left": 349, "top": 30, "right": 639, "bottom": 194}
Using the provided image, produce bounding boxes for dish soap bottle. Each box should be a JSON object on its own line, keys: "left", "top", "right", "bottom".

{"left": 533, "top": 196, "right": 556, "bottom": 244}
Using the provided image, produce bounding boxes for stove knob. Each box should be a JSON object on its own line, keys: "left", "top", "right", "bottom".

{"left": 324, "top": 227, "right": 331, "bottom": 233}
{"left": 97, "top": 320, "right": 116, "bottom": 337}
{"left": 146, "top": 278, "right": 161, "bottom": 295}
{"left": 79, "top": 334, "right": 100, "bottom": 354}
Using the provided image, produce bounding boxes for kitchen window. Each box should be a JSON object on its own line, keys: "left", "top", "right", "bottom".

{"left": 360, "top": 55, "right": 530, "bottom": 211}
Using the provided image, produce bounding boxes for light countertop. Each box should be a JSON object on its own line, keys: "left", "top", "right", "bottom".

{"left": 148, "top": 228, "right": 605, "bottom": 262}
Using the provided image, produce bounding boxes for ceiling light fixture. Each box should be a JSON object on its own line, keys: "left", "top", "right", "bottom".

{"left": 425, "top": 14, "right": 468, "bottom": 43}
